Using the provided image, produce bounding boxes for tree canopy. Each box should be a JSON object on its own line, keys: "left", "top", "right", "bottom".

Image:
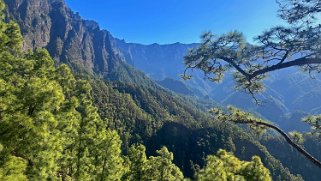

{"left": 0, "top": 0, "right": 282, "bottom": 180}
{"left": 195, "top": 149, "right": 272, "bottom": 181}
{"left": 183, "top": 0, "right": 321, "bottom": 169}
{"left": 183, "top": 0, "right": 321, "bottom": 98}
{"left": 0, "top": 1, "right": 125, "bottom": 179}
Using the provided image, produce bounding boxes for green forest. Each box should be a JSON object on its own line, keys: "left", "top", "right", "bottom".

{"left": 1, "top": 0, "right": 321, "bottom": 180}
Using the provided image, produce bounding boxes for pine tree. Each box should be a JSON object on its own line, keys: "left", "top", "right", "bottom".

{"left": 0, "top": 1, "right": 63, "bottom": 178}
{"left": 0, "top": 155, "right": 28, "bottom": 181}
{"left": 143, "top": 147, "right": 184, "bottom": 181}
{"left": 126, "top": 144, "right": 148, "bottom": 180}
{"left": 95, "top": 130, "right": 124, "bottom": 181}
{"left": 0, "top": 0, "right": 126, "bottom": 179}
{"left": 0, "top": 0, "right": 282, "bottom": 180}
{"left": 195, "top": 149, "right": 272, "bottom": 181}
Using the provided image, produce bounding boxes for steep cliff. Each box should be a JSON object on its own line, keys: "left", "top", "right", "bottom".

{"left": 4, "top": 0, "right": 121, "bottom": 77}
{"left": 3, "top": 0, "right": 319, "bottom": 179}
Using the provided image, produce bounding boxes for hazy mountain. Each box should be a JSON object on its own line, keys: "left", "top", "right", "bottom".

{"left": 113, "top": 39, "right": 321, "bottom": 132}
{"left": 4, "top": 0, "right": 320, "bottom": 179}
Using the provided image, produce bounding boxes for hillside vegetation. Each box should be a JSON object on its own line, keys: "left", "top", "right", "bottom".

{"left": 1, "top": 0, "right": 321, "bottom": 180}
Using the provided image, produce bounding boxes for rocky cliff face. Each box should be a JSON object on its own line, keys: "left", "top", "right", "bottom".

{"left": 4, "top": 0, "right": 120, "bottom": 76}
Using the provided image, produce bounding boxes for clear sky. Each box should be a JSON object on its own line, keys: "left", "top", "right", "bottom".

{"left": 65, "top": 0, "right": 285, "bottom": 45}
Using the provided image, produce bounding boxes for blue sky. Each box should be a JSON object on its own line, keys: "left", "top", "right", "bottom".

{"left": 65, "top": 0, "right": 284, "bottom": 44}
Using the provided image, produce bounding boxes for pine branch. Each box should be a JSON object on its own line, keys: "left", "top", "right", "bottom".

{"left": 248, "top": 57, "right": 320, "bottom": 80}
{"left": 234, "top": 119, "right": 321, "bottom": 169}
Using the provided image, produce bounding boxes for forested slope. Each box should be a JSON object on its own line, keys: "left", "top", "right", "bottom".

{"left": 2, "top": 0, "right": 320, "bottom": 180}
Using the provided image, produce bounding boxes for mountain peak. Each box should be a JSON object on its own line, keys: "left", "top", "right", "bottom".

{"left": 5, "top": 0, "right": 120, "bottom": 76}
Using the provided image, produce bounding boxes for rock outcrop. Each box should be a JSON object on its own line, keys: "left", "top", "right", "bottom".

{"left": 5, "top": 0, "right": 120, "bottom": 76}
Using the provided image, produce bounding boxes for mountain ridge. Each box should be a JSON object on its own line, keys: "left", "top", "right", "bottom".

{"left": 113, "top": 37, "right": 321, "bottom": 132}
{"left": 5, "top": 0, "right": 122, "bottom": 77}
{"left": 3, "top": 0, "right": 320, "bottom": 179}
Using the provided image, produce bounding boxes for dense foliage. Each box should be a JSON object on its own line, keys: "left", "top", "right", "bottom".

{"left": 2, "top": 0, "right": 321, "bottom": 180}
{"left": 195, "top": 149, "right": 271, "bottom": 181}
{"left": 0, "top": 6, "right": 124, "bottom": 179}
{"left": 0, "top": 1, "right": 276, "bottom": 180}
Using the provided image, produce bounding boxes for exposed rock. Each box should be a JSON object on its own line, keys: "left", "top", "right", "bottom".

{"left": 5, "top": 0, "right": 120, "bottom": 76}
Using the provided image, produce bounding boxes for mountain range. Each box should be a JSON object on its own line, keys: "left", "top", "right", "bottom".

{"left": 113, "top": 39, "right": 321, "bottom": 132}
{"left": 3, "top": 0, "right": 321, "bottom": 180}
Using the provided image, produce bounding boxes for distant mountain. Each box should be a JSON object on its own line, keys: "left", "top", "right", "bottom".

{"left": 6, "top": 1, "right": 320, "bottom": 130}
{"left": 4, "top": 0, "right": 320, "bottom": 179}
{"left": 113, "top": 40, "right": 197, "bottom": 79}
{"left": 157, "top": 78, "right": 196, "bottom": 96}
{"left": 113, "top": 39, "right": 321, "bottom": 132}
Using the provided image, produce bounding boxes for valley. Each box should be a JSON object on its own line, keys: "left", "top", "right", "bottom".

{"left": 0, "top": 0, "right": 321, "bottom": 180}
